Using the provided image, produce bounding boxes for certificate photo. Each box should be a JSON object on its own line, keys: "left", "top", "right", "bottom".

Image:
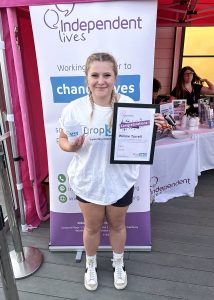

{"left": 110, "top": 103, "right": 159, "bottom": 164}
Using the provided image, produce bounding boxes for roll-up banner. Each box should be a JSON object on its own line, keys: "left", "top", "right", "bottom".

{"left": 30, "top": 0, "right": 157, "bottom": 250}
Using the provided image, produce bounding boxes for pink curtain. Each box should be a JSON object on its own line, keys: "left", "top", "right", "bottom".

{"left": 1, "top": 8, "right": 49, "bottom": 226}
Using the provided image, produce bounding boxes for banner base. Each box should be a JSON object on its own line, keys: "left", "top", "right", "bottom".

{"left": 49, "top": 245, "right": 151, "bottom": 252}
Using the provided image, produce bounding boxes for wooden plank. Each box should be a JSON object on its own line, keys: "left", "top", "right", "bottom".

{"left": 155, "top": 38, "right": 175, "bottom": 49}
{"left": 151, "top": 210, "right": 214, "bottom": 228}
{"left": 21, "top": 227, "right": 50, "bottom": 238}
{"left": 127, "top": 275, "right": 214, "bottom": 300}
{"left": 155, "top": 48, "right": 174, "bottom": 59}
{"left": 152, "top": 221, "right": 214, "bottom": 237}
{"left": 156, "top": 27, "right": 175, "bottom": 39}
{"left": 154, "top": 26, "right": 175, "bottom": 94}
{"left": 154, "top": 58, "right": 173, "bottom": 69}
{"left": 34, "top": 258, "right": 214, "bottom": 288}
{"left": 152, "top": 205, "right": 214, "bottom": 219}
{"left": 127, "top": 260, "right": 214, "bottom": 288}
{"left": 0, "top": 288, "right": 71, "bottom": 300}
{"left": 153, "top": 68, "right": 171, "bottom": 78}
{"left": 40, "top": 249, "right": 129, "bottom": 266}
{"left": 153, "top": 239, "right": 214, "bottom": 259}
{"left": 13, "top": 277, "right": 179, "bottom": 300}
{"left": 129, "top": 251, "right": 214, "bottom": 272}
{"left": 152, "top": 229, "right": 214, "bottom": 247}
{"left": 161, "top": 196, "right": 214, "bottom": 210}
{"left": 6, "top": 233, "right": 50, "bottom": 249}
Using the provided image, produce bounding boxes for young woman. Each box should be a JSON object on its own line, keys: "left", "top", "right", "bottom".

{"left": 170, "top": 66, "right": 214, "bottom": 115}
{"left": 59, "top": 52, "right": 166, "bottom": 291}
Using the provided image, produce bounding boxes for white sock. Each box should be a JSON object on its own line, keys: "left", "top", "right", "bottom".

{"left": 113, "top": 252, "right": 124, "bottom": 260}
{"left": 86, "top": 254, "right": 97, "bottom": 267}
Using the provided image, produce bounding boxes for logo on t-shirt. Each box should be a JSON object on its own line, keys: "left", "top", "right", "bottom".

{"left": 83, "top": 124, "right": 111, "bottom": 140}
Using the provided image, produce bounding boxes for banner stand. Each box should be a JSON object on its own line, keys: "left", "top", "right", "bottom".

{"left": 50, "top": 246, "right": 151, "bottom": 262}
{"left": 75, "top": 250, "right": 83, "bottom": 263}
{"left": 30, "top": 1, "right": 156, "bottom": 250}
{"left": 0, "top": 135, "right": 43, "bottom": 279}
{"left": 49, "top": 245, "right": 151, "bottom": 252}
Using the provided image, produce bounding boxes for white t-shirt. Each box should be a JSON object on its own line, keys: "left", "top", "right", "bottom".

{"left": 60, "top": 94, "right": 140, "bottom": 205}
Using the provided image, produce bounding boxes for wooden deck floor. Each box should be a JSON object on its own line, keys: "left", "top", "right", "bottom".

{"left": 1, "top": 169, "right": 214, "bottom": 300}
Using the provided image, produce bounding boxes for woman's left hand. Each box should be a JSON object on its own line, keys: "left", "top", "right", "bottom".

{"left": 154, "top": 113, "right": 168, "bottom": 129}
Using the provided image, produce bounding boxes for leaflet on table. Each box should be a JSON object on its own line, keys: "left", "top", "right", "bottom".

{"left": 110, "top": 103, "right": 158, "bottom": 164}
{"left": 160, "top": 102, "right": 174, "bottom": 117}
{"left": 172, "top": 99, "right": 187, "bottom": 125}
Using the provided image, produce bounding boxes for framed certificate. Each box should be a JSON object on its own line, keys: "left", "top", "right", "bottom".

{"left": 110, "top": 103, "right": 159, "bottom": 164}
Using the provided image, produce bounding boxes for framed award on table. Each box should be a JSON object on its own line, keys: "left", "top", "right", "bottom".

{"left": 110, "top": 103, "right": 159, "bottom": 164}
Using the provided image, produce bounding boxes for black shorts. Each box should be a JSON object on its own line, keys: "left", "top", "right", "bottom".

{"left": 76, "top": 186, "right": 134, "bottom": 207}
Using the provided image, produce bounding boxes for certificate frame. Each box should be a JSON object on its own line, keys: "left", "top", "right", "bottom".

{"left": 110, "top": 103, "right": 159, "bottom": 164}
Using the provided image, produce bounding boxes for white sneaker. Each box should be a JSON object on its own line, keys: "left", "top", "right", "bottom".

{"left": 84, "top": 257, "right": 98, "bottom": 291}
{"left": 112, "top": 257, "right": 127, "bottom": 290}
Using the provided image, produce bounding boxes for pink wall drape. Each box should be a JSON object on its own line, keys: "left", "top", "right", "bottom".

{"left": 1, "top": 8, "right": 49, "bottom": 226}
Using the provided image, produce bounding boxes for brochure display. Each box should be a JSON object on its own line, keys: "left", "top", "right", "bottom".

{"left": 160, "top": 102, "right": 174, "bottom": 117}
{"left": 172, "top": 99, "right": 187, "bottom": 124}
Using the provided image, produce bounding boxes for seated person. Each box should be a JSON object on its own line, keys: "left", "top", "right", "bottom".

{"left": 169, "top": 66, "right": 214, "bottom": 116}
{"left": 153, "top": 78, "right": 162, "bottom": 104}
{"left": 153, "top": 78, "right": 170, "bottom": 104}
{"left": 153, "top": 78, "right": 176, "bottom": 138}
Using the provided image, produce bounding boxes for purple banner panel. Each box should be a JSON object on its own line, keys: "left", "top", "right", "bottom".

{"left": 50, "top": 211, "right": 151, "bottom": 247}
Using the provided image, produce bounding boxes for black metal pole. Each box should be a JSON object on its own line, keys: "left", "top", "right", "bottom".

{"left": 0, "top": 205, "right": 19, "bottom": 300}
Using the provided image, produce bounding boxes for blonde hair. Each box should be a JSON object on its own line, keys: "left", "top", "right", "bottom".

{"left": 85, "top": 52, "right": 118, "bottom": 127}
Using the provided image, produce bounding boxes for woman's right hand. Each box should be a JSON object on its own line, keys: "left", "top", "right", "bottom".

{"left": 59, "top": 130, "right": 85, "bottom": 152}
{"left": 69, "top": 135, "right": 85, "bottom": 151}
